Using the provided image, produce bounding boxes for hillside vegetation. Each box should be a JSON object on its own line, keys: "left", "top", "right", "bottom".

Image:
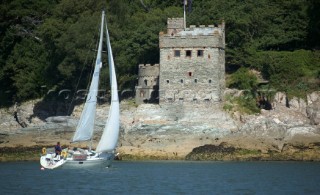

{"left": 0, "top": 0, "right": 319, "bottom": 108}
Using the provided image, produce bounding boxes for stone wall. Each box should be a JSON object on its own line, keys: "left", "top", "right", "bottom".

{"left": 159, "top": 19, "right": 225, "bottom": 105}
{"left": 159, "top": 33, "right": 224, "bottom": 48}
{"left": 166, "top": 18, "right": 184, "bottom": 35}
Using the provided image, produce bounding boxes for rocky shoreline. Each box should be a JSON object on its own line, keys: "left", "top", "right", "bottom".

{"left": 1, "top": 139, "right": 320, "bottom": 162}
{"left": 186, "top": 142, "right": 320, "bottom": 161}
{"left": 0, "top": 91, "right": 319, "bottom": 162}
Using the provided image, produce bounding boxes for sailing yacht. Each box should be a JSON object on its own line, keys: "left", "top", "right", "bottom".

{"left": 40, "top": 11, "right": 120, "bottom": 169}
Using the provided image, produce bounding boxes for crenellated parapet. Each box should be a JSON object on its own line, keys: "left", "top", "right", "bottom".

{"left": 160, "top": 19, "right": 225, "bottom": 49}
{"left": 138, "top": 64, "right": 160, "bottom": 78}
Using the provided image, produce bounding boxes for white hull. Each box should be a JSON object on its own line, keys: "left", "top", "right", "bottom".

{"left": 40, "top": 151, "right": 114, "bottom": 169}
{"left": 40, "top": 153, "right": 67, "bottom": 169}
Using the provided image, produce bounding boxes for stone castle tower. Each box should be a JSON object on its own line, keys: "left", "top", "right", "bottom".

{"left": 136, "top": 18, "right": 225, "bottom": 105}
{"left": 135, "top": 64, "right": 159, "bottom": 104}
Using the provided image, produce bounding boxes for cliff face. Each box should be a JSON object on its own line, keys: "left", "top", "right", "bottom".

{"left": 0, "top": 91, "right": 319, "bottom": 161}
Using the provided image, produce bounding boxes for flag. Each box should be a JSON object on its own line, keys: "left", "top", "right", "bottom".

{"left": 183, "top": 0, "right": 192, "bottom": 13}
{"left": 188, "top": 0, "right": 192, "bottom": 13}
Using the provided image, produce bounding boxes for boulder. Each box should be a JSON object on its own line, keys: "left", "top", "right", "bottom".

{"left": 306, "top": 99, "right": 320, "bottom": 125}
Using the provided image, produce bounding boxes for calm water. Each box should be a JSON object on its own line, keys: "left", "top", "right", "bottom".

{"left": 0, "top": 161, "right": 319, "bottom": 194}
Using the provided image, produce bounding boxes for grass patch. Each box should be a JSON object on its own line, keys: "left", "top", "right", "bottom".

{"left": 224, "top": 93, "right": 260, "bottom": 115}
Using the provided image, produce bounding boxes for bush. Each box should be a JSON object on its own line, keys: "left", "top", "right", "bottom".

{"left": 227, "top": 67, "right": 258, "bottom": 90}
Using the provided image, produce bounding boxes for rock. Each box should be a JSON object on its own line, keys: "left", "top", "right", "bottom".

{"left": 307, "top": 91, "right": 320, "bottom": 104}
{"left": 288, "top": 97, "right": 307, "bottom": 115}
{"left": 45, "top": 116, "right": 73, "bottom": 123}
{"left": 285, "top": 126, "right": 320, "bottom": 139}
{"left": 306, "top": 99, "right": 320, "bottom": 125}
{"left": 273, "top": 92, "right": 287, "bottom": 107}
{"left": 1, "top": 91, "right": 320, "bottom": 161}
{"left": 238, "top": 116, "right": 286, "bottom": 139}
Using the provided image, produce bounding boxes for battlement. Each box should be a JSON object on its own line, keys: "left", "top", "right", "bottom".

{"left": 139, "top": 64, "right": 160, "bottom": 68}
{"left": 159, "top": 33, "right": 224, "bottom": 48}
{"left": 167, "top": 18, "right": 184, "bottom": 29}
{"left": 160, "top": 18, "right": 225, "bottom": 48}
{"left": 188, "top": 23, "right": 225, "bottom": 30}
{"left": 138, "top": 64, "right": 160, "bottom": 78}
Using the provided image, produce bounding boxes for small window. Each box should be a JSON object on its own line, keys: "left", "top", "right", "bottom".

{"left": 209, "top": 79, "right": 212, "bottom": 83}
{"left": 144, "top": 79, "right": 148, "bottom": 86}
{"left": 194, "top": 79, "right": 197, "bottom": 83}
{"left": 197, "top": 50, "right": 204, "bottom": 57}
{"left": 166, "top": 79, "right": 170, "bottom": 84}
{"left": 208, "top": 54, "right": 211, "bottom": 59}
{"left": 186, "top": 50, "right": 192, "bottom": 57}
{"left": 174, "top": 50, "right": 180, "bottom": 57}
{"left": 188, "top": 72, "right": 192, "bottom": 76}
{"left": 180, "top": 79, "right": 184, "bottom": 83}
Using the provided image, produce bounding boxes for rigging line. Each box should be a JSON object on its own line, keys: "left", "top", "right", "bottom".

{"left": 101, "top": 13, "right": 109, "bottom": 103}
{"left": 67, "top": 25, "right": 101, "bottom": 115}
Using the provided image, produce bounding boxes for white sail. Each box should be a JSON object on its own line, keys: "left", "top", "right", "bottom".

{"left": 96, "top": 16, "right": 120, "bottom": 153}
{"left": 72, "top": 12, "right": 105, "bottom": 142}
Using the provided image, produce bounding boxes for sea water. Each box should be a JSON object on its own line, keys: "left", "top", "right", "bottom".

{"left": 0, "top": 161, "right": 319, "bottom": 194}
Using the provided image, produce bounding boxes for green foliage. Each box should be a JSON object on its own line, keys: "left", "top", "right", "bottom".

{"left": 227, "top": 67, "right": 258, "bottom": 90}
{"left": 234, "top": 94, "right": 261, "bottom": 115}
{"left": 254, "top": 50, "right": 320, "bottom": 98}
{"left": 222, "top": 103, "right": 233, "bottom": 112}
{"left": 6, "top": 39, "right": 48, "bottom": 100}
{"left": 0, "top": 0, "right": 319, "bottom": 107}
{"left": 224, "top": 92, "right": 260, "bottom": 115}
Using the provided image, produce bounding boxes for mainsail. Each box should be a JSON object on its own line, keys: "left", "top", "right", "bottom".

{"left": 72, "top": 12, "right": 105, "bottom": 142}
{"left": 96, "top": 16, "right": 120, "bottom": 153}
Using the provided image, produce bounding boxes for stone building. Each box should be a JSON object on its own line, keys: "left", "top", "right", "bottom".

{"left": 135, "top": 64, "right": 159, "bottom": 104}
{"left": 136, "top": 18, "right": 225, "bottom": 105}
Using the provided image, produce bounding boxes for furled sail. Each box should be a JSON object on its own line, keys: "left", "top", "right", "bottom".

{"left": 96, "top": 15, "right": 120, "bottom": 153}
{"left": 72, "top": 12, "right": 105, "bottom": 143}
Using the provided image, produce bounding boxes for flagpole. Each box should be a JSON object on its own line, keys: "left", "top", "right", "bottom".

{"left": 184, "top": 0, "right": 186, "bottom": 30}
